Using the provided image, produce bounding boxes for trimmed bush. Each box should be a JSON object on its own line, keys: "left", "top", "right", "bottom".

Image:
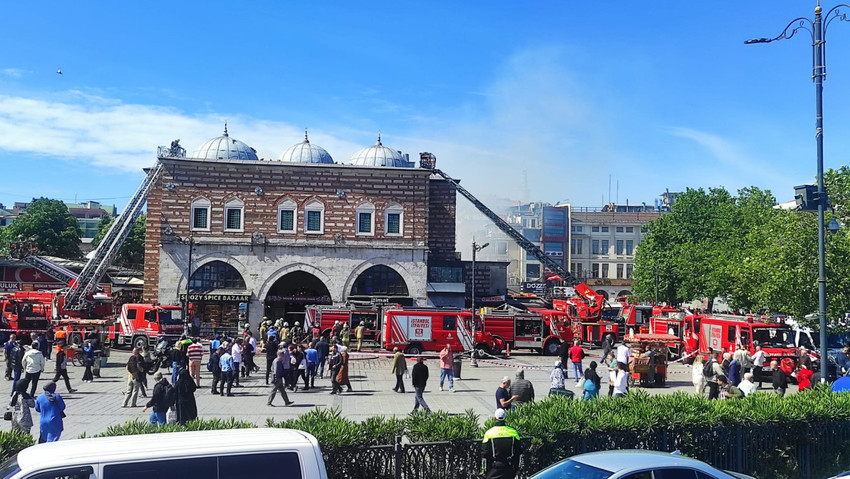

{"left": 0, "top": 430, "right": 34, "bottom": 463}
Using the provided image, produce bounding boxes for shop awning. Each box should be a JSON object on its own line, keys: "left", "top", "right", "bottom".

{"left": 179, "top": 290, "right": 252, "bottom": 302}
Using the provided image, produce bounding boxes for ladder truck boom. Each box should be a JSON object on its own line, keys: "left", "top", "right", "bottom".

{"left": 19, "top": 256, "right": 78, "bottom": 286}
{"left": 64, "top": 161, "right": 164, "bottom": 310}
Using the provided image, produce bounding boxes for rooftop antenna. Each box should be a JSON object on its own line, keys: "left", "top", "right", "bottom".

{"left": 608, "top": 174, "right": 612, "bottom": 205}
{"left": 377, "top": 131, "right": 382, "bottom": 145}
{"left": 223, "top": 121, "right": 229, "bottom": 136}
{"left": 304, "top": 128, "right": 309, "bottom": 143}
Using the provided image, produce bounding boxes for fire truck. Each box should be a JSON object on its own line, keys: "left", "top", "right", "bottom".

{"left": 691, "top": 313, "right": 799, "bottom": 373}
{"left": 303, "top": 304, "right": 382, "bottom": 343}
{"left": 478, "top": 307, "right": 572, "bottom": 355}
{"left": 381, "top": 308, "right": 501, "bottom": 355}
{"left": 110, "top": 303, "right": 185, "bottom": 350}
{"left": 551, "top": 284, "right": 618, "bottom": 346}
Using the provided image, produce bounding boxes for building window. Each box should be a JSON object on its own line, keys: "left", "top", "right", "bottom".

{"left": 626, "top": 264, "right": 634, "bottom": 278}
{"left": 592, "top": 240, "right": 600, "bottom": 255}
{"left": 626, "top": 227, "right": 634, "bottom": 233}
{"left": 189, "top": 261, "right": 246, "bottom": 290}
{"left": 616, "top": 227, "right": 624, "bottom": 233}
{"left": 356, "top": 202, "right": 375, "bottom": 236}
{"left": 385, "top": 202, "right": 403, "bottom": 236}
{"left": 602, "top": 263, "right": 609, "bottom": 278}
{"left": 626, "top": 240, "right": 634, "bottom": 255}
{"left": 191, "top": 197, "right": 210, "bottom": 231}
{"left": 591, "top": 226, "right": 599, "bottom": 233}
{"left": 351, "top": 265, "right": 409, "bottom": 296}
{"left": 601, "top": 240, "right": 609, "bottom": 255}
{"left": 616, "top": 240, "right": 624, "bottom": 255}
{"left": 591, "top": 263, "right": 600, "bottom": 278}
{"left": 571, "top": 263, "right": 583, "bottom": 276}
{"left": 617, "top": 264, "right": 624, "bottom": 279}
{"left": 277, "top": 199, "right": 297, "bottom": 234}
{"left": 526, "top": 264, "right": 541, "bottom": 279}
{"left": 223, "top": 198, "right": 244, "bottom": 232}
{"left": 571, "top": 225, "right": 583, "bottom": 233}
{"left": 496, "top": 242, "right": 508, "bottom": 255}
{"left": 571, "top": 239, "right": 583, "bottom": 255}
{"left": 601, "top": 227, "right": 609, "bottom": 232}
{"left": 304, "top": 200, "right": 324, "bottom": 234}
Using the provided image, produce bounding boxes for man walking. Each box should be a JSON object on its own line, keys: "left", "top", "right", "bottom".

{"left": 51, "top": 346, "right": 76, "bottom": 394}
{"left": 496, "top": 377, "right": 519, "bottom": 410}
{"left": 328, "top": 344, "right": 342, "bottom": 395}
{"left": 481, "top": 408, "right": 522, "bottom": 479}
{"left": 752, "top": 345, "right": 766, "bottom": 389}
{"left": 411, "top": 356, "right": 430, "bottom": 413}
{"left": 305, "top": 341, "right": 319, "bottom": 389}
{"left": 267, "top": 350, "right": 294, "bottom": 407}
{"left": 265, "top": 331, "right": 280, "bottom": 385}
{"left": 439, "top": 344, "right": 455, "bottom": 392}
{"left": 122, "top": 348, "right": 144, "bottom": 408}
{"left": 142, "top": 372, "right": 170, "bottom": 425}
{"left": 355, "top": 322, "right": 366, "bottom": 352}
{"left": 391, "top": 347, "right": 407, "bottom": 393}
{"left": 209, "top": 346, "right": 222, "bottom": 394}
{"left": 4, "top": 333, "right": 17, "bottom": 381}
{"left": 231, "top": 338, "right": 243, "bottom": 387}
{"left": 187, "top": 338, "right": 204, "bottom": 388}
{"left": 21, "top": 341, "right": 45, "bottom": 397}
{"left": 704, "top": 351, "right": 724, "bottom": 400}
{"left": 771, "top": 360, "right": 788, "bottom": 397}
{"left": 568, "top": 339, "right": 585, "bottom": 384}
{"left": 219, "top": 347, "right": 235, "bottom": 396}
{"left": 316, "top": 336, "right": 329, "bottom": 379}
{"left": 509, "top": 370, "right": 534, "bottom": 406}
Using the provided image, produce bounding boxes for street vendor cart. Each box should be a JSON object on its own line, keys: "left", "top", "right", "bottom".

{"left": 626, "top": 333, "right": 681, "bottom": 388}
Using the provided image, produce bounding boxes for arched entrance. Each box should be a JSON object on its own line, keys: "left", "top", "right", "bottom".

{"left": 264, "top": 271, "right": 332, "bottom": 325}
{"left": 349, "top": 265, "right": 412, "bottom": 305}
{"left": 186, "top": 260, "right": 250, "bottom": 336}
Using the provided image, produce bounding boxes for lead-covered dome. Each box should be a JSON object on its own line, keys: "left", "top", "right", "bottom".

{"left": 192, "top": 124, "right": 259, "bottom": 161}
{"left": 279, "top": 130, "right": 334, "bottom": 164}
{"left": 349, "top": 134, "right": 409, "bottom": 167}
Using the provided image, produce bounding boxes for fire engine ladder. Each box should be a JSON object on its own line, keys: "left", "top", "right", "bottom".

{"left": 456, "top": 314, "right": 475, "bottom": 351}
{"left": 19, "top": 256, "right": 78, "bottom": 286}
{"left": 64, "top": 161, "right": 164, "bottom": 310}
{"left": 428, "top": 168, "right": 579, "bottom": 286}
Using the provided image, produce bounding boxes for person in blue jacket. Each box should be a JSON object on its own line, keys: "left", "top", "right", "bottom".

{"left": 34, "top": 381, "right": 65, "bottom": 443}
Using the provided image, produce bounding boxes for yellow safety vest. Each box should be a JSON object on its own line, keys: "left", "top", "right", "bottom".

{"left": 482, "top": 425, "right": 520, "bottom": 443}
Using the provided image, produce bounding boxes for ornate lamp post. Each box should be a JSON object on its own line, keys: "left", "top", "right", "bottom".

{"left": 471, "top": 240, "right": 489, "bottom": 366}
{"left": 746, "top": 2, "right": 850, "bottom": 380}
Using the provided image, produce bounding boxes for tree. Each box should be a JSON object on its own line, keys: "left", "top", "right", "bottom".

{"left": 91, "top": 215, "right": 146, "bottom": 268}
{"left": 0, "top": 198, "right": 81, "bottom": 259}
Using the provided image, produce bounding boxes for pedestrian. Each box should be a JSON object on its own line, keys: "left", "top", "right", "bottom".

{"left": 558, "top": 340, "right": 571, "bottom": 374}
{"left": 613, "top": 362, "right": 628, "bottom": 397}
{"left": 242, "top": 331, "right": 256, "bottom": 377}
{"left": 3, "top": 333, "right": 17, "bottom": 381}
{"left": 264, "top": 331, "right": 280, "bottom": 385}
{"left": 601, "top": 336, "right": 613, "bottom": 367}
{"left": 169, "top": 340, "right": 183, "bottom": 386}
{"left": 771, "top": 360, "right": 788, "bottom": 397}
{"left": 305, "top": 341, "right": 319, "bottom": 389}
{"left": 411, "top": 356, "right": 430, "bottom": 413}
{"left": 34, "top": 382, "right": 65, "bottom": 443}
{"left": 295, "top": 344, "right": 309, "bottom": 390}
{"left": 509, "top": 370, "right": 535, "bottom": 406}
{"left": 337, "top": 346, "right": 352, "bottom": 392}
{"left": 284, "top": 345, "right": 295, "bottom": 390}
{"left": 9, "top": 381, "right": 34, "bottom": 435}
{"left": 797, "top": 364, "right": 814, "bottom": 391}
{"left": 316, "top": 335, "right": 329, "bottom": 379}
{"left": 439, "top": 344, "right": 455, "bottom": 392}
{"left": 616, "top": 342, "right": 631, "bottom": 371}
{"left": 582, "top": 361, "right": 601, "bottom": 401}
{"left": 734, "top": 347, "right": 752, "bottom": 375}
{"left": 231, "top": 339, "right": 243, "bottom": 387}
{"left": 88, "top": 334, "right": 103, "bottom": 379}
{"left": 122, "top": 348, "right": 144, "bottom": 408}
{"left": 219, "top": 347, "right": 235, "bottom": 396}
{"left": 481, "top": 408, "right": 522, "bottom": 479}
{"left": 208, "top": 346, "right": 222, "bottom": 394}
{"left": 210, "top": 334, "right": 222, "bottom": 354}
{"left": 568, "top": 339, "right": 585, "bottom": 384}
{"left": 496, "top": 377, "right": 519, "bottom": 410}
{"left": 391, "top": 347, "right": 407, "bottom": 393}
{"left": 752, "top": 345, "right": 766, "bottom": 389}
{"left": 718, "top": 374, "right": 744, "bottom": 399}
{"left": 51, "top": 346, "right": 76, "bottom": 394}
{"left": 267, "top": 350, "right": 294, "bottom": 407}
{"left": 607, "top": 358, "right": 618, "bottom": 397}
{"left": 705, "top": 351, "right": 724, "bottom": 400}
{"left": 187, "top": 338, "right": 204, "bottom": 388}
{"left": 549, "top": 360, "right": 568, "bottom": 397}
{"left": 175, "top": 367, "right": 198, "bottom": 424}
{"left": 81, "top": 340, "right": 95, "bottom": 382}
{"left": 692, "top": 355, "right": 707, "bottom": 396}
{"left": 721, "top": 352, "right": 732, "bottom": 376}
{"left": 8, "top": 336, "right": 23, "bottom": 394}
{"left": 21, "top": 341, "right": 45, "bottom": 398}
{"left": 142, "top": 372, "right": 170, "bottom": 425}
{"left": 328, "top": 345, "right": 342, "bottom": 395}
{"left": 729, "top": 355, "right": 741, "bottom": 386}
{"left": 738, "top": 372, "right": 757, "bottom": 396}
{"left": 355, "top": 322, "right": 366, "bottom": 352}
{"left": 341, "top": 322, "right": 351, "bottom": 348}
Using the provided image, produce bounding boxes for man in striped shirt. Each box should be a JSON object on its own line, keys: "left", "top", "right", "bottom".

{"left": 186, "top": 338, "right": 204, "bottom": 388}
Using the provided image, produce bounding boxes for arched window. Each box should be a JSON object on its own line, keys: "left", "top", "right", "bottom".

{"left": 351, "top": 265, "right": 409, "bottom": 296}
{"left": 384, "top": 202, "right": 403, "bottom": 236}
{"left": 356, "top": 202, "right": 375, "bottom": 236}
{"left": 278, "top": 199, "right": 297, "bottom": 234}
{"left": 223, "top": 198, "right": 244, "bottom": 232}
{"left": 191, "top": 197, "right": 211, "bottom": 231}
{"left": 304, "top": 199, "right": 324, "bottom": 234}
{"left": 189, "top": 261, "right": 246, "bottom": 290}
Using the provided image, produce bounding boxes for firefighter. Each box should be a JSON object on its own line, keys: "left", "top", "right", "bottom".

{"left": 481, "top": 408, "right": 522, "bottom": 479}
{"left": 281, "top": 322, "right": 290, "bottom": 341}
{"left": 259, "top": 317, "right": 272, "bottom": 348}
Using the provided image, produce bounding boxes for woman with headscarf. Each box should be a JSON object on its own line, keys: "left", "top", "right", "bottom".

{"left": 336, "top": 346, "right": 352, "bottom": 393}
{"left": 81, "top": 340, "right": 96, "bottom": 382}
{"left": 175, "top": 367, "right": 198, "bottom": 424}
{"left": 34, "top": 382, "right": 65, "bottom": 443}
{"left": 9, "top": 381, "right": 35, "bottom": 435}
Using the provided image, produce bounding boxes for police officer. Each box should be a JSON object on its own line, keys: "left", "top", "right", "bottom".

{"left": 481, "top": 408, "right": 522, "bottom": 479}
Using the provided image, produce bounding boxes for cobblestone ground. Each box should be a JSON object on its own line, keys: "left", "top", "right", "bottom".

{"left": 0, "top": 345, "right": 794, "bottom": 441}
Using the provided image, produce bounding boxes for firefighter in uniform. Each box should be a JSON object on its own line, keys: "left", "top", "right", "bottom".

{"left": 481, "top": 408, "right": 522, "bottom": 479}
{"left": 259, "top": 317, "right": 272, "bottom": 348}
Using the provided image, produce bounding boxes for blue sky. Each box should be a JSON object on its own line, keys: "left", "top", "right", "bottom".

{"left": 2, "top": 1, "right": 850, "bottom": 215}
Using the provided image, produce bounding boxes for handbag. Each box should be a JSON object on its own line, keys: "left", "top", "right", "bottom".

{"left": 577, "top": 377, "right": 586, "bottom": 389}
{"left": 3, "top": 410, "right": 12, "bottom": 421}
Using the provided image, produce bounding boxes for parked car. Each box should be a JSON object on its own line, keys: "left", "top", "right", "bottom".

{"left": 530, "top": 450, "right": 754, "bottom": 479}
{"left": 0, "top": 428, "right": 327, "bottom": 479}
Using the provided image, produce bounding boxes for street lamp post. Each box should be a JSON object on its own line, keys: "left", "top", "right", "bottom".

{"left": 471, "top": 240, "right": 489, "bottom": 366}
{"left": 747, "top": 2, "right": 850, "bottom": 380}
{"left": 184, "top": 235, "right": 194, "bottom": 335}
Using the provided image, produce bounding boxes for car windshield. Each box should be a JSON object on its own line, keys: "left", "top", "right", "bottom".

{"left": 752, "top": 327, "right": 795, "bottom": 348}
{"left": 158, "top": 309, "right": 181, "bottom": 324}
{"left": 530, "top": 459, "right": 612, "bottom": 479}
{"left": 0, "top": 457, "right": 20, "bottom": 479}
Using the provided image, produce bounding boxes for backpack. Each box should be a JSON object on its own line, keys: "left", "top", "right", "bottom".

{"left": 207, "top": 353, "right": 220, "bottom": 373}
{"left": 703, "top": 360, "right": 716, "bottom": 378}
{"left": 162, "top": 383, "right": 177, "bottom": 409}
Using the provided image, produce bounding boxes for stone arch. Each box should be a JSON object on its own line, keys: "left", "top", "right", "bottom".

{"left": 344, "top": 259, "right": 414, "bottom": 300}
{"left": 258, "top": 264, "right": 334, "bottom": 325}
{"left": 177, "top": 255, "right": 250, "bottom": 292}
{"left": 257, "top": 263, "right": 335, "bottom": 303}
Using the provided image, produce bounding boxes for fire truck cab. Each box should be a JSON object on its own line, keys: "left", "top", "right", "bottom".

{"left": 382, "top": 309, "right": 500, "bottom": 355}
{"left": 696, "top": 313, "right": 797, "bottom": 367}
{"left": 481, "top": 308, "right": 571, "bottom": 355}
{"left": 112, "top": 304, "right": 184, "bottom": 350}
{"left": 303, "top": 305, "right": 381, "bottom": 343}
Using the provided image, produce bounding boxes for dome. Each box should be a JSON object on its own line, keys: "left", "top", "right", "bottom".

{"left": 349, "top": 134, "right": 409, "bottom": 167}
{"left": 192, "top": 124, "right": 259, "bottom": 161}
{"left": 279, "top": 130, "right": 334, "bottom": 164}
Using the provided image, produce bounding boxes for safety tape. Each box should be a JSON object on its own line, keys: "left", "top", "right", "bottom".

{"left": 0, "top": 328, "right": 48, "bottom": 334}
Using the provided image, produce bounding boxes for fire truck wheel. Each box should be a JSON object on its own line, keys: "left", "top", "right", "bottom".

{"left": 490, "top": 336, "right": 504, "bottom": 355}
{"left": 475, "top": 343, "right": 491, "bottom": 355}
{"left": 133, "top": 336, "right": 148, "bottom": 351}
{"left": 543, "top": 339, "right": 560, "bottom": 356}
{"left": 405, "top": 344, "right": 423, "bottom": 355}
{"left": 69, "top": 333, "right": 83, "bottom": 347}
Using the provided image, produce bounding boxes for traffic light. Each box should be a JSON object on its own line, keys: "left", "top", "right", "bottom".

{"left": 794, "top": 184, "right": 819, "bottom": 211}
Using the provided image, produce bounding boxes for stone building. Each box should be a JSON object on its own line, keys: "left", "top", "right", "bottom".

{"left": 143, "top": 129, "right": 463, "bottom": 335}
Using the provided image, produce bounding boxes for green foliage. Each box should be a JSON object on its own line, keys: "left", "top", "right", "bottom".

{"left": 89, "top": 417, "right": 255, "bottom": 438}
{"left": 0, "top": 198, "right": 81, "bottom": 259}
{"left": 91, "top": 215, "right": 146, "bottom": 267}
{"left": 0, "top": 429, "right": 35, "bottom": 463}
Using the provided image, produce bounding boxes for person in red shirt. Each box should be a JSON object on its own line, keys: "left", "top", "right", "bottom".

{"left": 186, "top": 338, "right": 205, "bottom": 388}
{"left": 797, "top": 364, "right": 814, "bottom": 391}
{"left": 568, "top": 339, "right": 585, "bottom": 385}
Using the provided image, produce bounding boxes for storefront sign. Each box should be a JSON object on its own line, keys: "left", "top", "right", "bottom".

{"left": 264, "top": 295, "right": 332, "bottom": 304}
{"left": 180, "top": 292, "right": 252, "bottom": 302}
{"left": 522, "top": 282, "right": 546, "bottom": 293}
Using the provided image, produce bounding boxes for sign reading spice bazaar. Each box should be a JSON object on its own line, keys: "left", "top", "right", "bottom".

{"left": 179, "top": 292, "right": 252, "bottom": 302}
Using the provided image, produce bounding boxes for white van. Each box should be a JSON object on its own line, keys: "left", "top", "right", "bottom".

{"left": 0, "top": 428, "right": 328, "bottom": 479}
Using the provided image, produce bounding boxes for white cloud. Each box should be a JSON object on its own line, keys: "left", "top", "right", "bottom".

{"left": 2, "top": 68, "right": 28, "bottom": 78}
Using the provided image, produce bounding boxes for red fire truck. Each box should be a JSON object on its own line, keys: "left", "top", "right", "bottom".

{"left": 303, "top": 304, "right": 382, "bottom": 343}
{"left": 109, "top": 303, "right": 185, "bottom": 350}
{"left": 0, "top": 290, "right": 114, "bottom": 342}
{"left": 382, "top": 308, "right": 501, "bottom": 355}
{"left": 480, "top": 308, "right": 572, "bottom": 355}
{"left": 649, "top": 307, "right": 698, "bottom": 360}
{"left": 692, "top": 313, "right": 798, "bottom": 372}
